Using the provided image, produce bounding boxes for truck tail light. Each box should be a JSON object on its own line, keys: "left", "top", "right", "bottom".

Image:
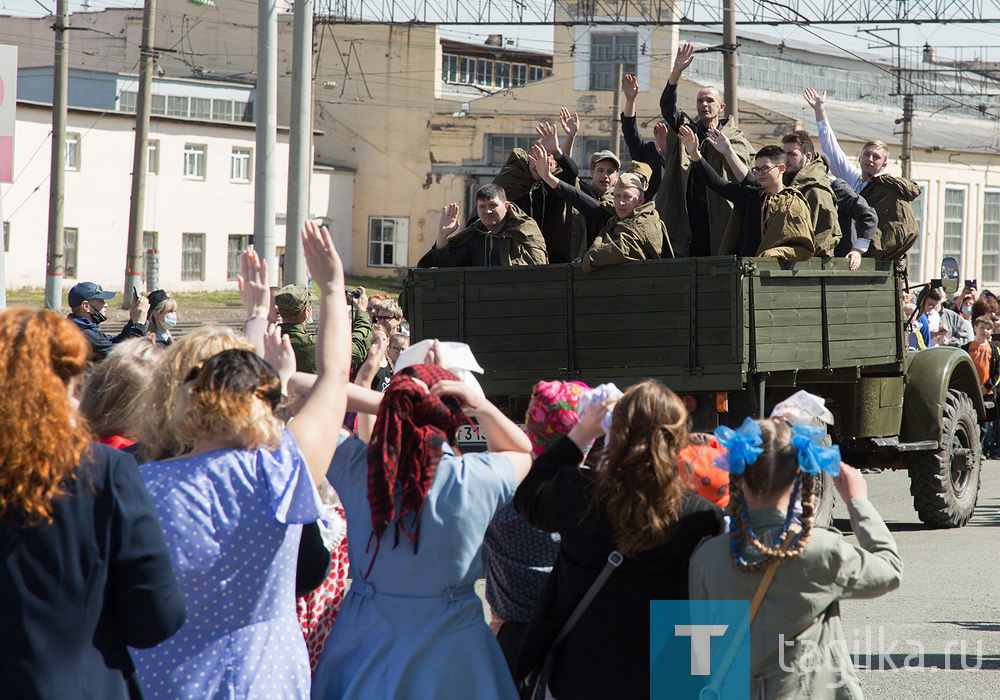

{"left": 716, "top": 392, "right": 729, "bottom": 413}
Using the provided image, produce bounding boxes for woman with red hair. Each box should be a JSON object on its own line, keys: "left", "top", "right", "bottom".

{"left": 0, "top": 309, "right": 185, "bottom": 698}
{"left": 311, "top": 359, "right": 533, "bottom": 700}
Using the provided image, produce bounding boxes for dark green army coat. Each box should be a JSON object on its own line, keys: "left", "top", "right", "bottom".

{"left": 860, "top": 174, "right": 921, "bottom": 262}
{"left": 417, "top": 202, "right": 548, "bottom": 268}
{"left": 582, "top": 201, "right": 673, "bottom": 272}
{"left": 719, "top": 187, "right": 815, "bottom": 262}
{"left": 787, "top": 159, "right": 842, "bottom": 259}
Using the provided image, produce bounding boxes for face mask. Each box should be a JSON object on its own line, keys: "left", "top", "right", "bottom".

{"left": 89, "top": 305, "right": 107, "bottom": 325}
{"left": 162, "top": 312, "right": 178, "bottom": 329}
{"left": 962, "top": 304, "right": 973, "bottom": 316}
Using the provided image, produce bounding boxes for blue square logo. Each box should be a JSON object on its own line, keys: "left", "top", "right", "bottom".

{"left": 650, "top": 600, "right": 755, "bottom": 699}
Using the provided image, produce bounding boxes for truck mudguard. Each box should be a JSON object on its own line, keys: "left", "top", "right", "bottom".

{"left": 901, "top": 347, "right": 986, "bottom": 443}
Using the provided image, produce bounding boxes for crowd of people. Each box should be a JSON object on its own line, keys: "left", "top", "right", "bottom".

{"left": 0, "top": 207, "right": 906, "bottom": 699}
{"left": 419, "top": 43, "right": 919, "bottom": 273}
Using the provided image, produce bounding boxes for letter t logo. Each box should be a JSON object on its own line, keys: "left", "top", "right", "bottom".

{"left": 675, "top": 625, "right": 729, "bottom": 675}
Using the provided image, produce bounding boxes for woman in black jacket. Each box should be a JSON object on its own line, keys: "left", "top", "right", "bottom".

{"left": 514, "top": 379, "right": 724, "bottom": 699}
{"left": 0, "top": 309, "right": 186, "bottom": 699}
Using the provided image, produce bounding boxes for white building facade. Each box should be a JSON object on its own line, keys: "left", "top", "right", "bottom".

{"left": 3, "top": 100, "right": 354, "bottom": 294}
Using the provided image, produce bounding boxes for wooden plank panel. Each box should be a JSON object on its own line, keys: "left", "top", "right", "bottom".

{"left": 828, "top": 324, "right": 897, "bottom": 342}
{"left": 572, "top": 296, "right": 686, "bottom": 315}
{"left": 754, "top": 326, "right": 824, "bottom": 344}
{"left": 574, "top": 312, "right": 689, "bottom": 333}
{"left": 575, "top": 329, "right": 690, "bottom": 349}
{"left": 462, "top": 333, "right": 567, "bottom": 353}
{"left": 475, "top": 350, "right": 568, "bottom": 371}
{"left": 462, "top": 298, "right": 562, "bottom": 318}
{"left": 576, "top": 348, "right": 689, "bottom": 368}
{"left": 572, "top": 277, "right": 690, "bottom": 298}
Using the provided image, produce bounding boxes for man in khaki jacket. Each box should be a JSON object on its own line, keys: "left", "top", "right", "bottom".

{"left": 581, "top": 173, "right": 674, "bottom": 272}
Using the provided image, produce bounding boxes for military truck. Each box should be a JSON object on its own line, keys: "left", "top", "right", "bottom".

{"left": 403, "top": 257, "right": 984, "bottom": 528}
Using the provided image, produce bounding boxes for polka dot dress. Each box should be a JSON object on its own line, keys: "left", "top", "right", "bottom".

{"left": 133, "top": 430, "right": 323, "bottom": 699}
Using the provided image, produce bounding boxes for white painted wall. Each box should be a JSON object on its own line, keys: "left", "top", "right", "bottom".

{"left": 2, "top": 102, "right": 352, "bottom": 293}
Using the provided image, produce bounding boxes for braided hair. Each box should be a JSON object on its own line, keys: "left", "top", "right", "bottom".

{"left": 728, "top": 419, "right": 816, "bottom": 572}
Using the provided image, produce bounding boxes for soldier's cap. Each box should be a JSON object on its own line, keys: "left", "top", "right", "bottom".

{"left": 589, "top": 150, "right": 621, "bottom": 169}
{"left": 615, "top": 172, "right": 645, "bottom": 191}
{"left": 68, "top": 282, "right": 116, "bottom": 309}
{"left": 275, "top": 284, "right": 317, "bottom": 315}
{"left": 627, "top": 161, "right": 653, "bottom": 185}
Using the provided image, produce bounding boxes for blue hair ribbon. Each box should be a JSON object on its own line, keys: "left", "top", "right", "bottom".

{"left": 712, "top": 417, "right": 764, "bottom": 474}
{"left": 790, "top": 424, "right": 841, "bottom": 477}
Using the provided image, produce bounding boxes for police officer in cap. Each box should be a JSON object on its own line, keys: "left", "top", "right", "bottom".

{"left": 67, "top": 282, "right": 149, "bottom": 361}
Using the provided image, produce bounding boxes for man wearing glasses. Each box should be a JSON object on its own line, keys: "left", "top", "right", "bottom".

{"left": 678, "top": 126, "right": 815, "bottom": 262}
{"left": 371, "top": 298, "right": 404, "bottom": 337}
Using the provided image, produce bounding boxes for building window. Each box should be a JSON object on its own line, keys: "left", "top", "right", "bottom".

{"left": 151, "top": 94, "right": 166, "bottom": 115}
{"left": 495, "top": 61, "right": 511, "bottom": 89}
{"left": 442, "top": 54, "right": 459, "bottom": 83}
{"left": 181, "top": 233, "right": 206, "bottom": 281}
{"left": 236, "top": 101, "right": 253, "bottom": 121}
{"left": 487, "top": 134, "right": 536, "bottom": 165}
{"left": 942, "top": 185, "right": 966, "bottom": 270}
{"left": 167, "top": 95, "right": 189, "bottom": 117}
{"left": 476, "top": 58, "right": 494, "bottom": 86}
{"left": 231, "top": 147, "right": 252, "bottom": 182}
{"left": 65, "top": 133, "right": 80, "bottom": 170}
{"left": 529, "top": 65, "right": 551, "bottom": 82}
{"left": 119, "top": 90, "right": 136, "bottom": 112}
{"left": 589, "top": 33, "right": 638, "bottom": 91}
{"left": 227, "top": 234, "right": 252, "bottom": 280}
{"left": 984, "top": 190, "right": 1000, "bottom": 283}
{"left": 190, "top": 97, "right": 211, "bottom": 119}
{"left": 147, "top": 140, "right": 159, "bottom": 175}
{"left": 212, "top": 99, "right": 234, "bottom": 122}
{"left": 512, "top": 64, "right": 527, "bottom": 87}
{"left": 368, "top": 217, "right": 409, "bottom": 267}
{"left": 460, "top": 56, "right": 476, "bottom": 84}
{"left": 184, "top": 144, "right": 206, "bottom": 179}
{"left": 63, "top": 228, "right": 78, "bottom": 279}
{"left": 143, "top": 231, "right": 158, "bottom": 283}
{"left": 3, "top": 222, "right": 9, "bottom": 252}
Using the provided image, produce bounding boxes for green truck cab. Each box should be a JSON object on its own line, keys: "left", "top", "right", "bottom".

{"left": 403, "top": 257, "right": 985, "bottom": 528}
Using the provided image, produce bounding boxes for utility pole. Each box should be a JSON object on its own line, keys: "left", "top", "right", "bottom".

{"left": 284, "top": 0, "right": 312, "bottom": 285}
{"left": 722, "top": 0, "right": 739, "bottom": 121}
{"left": 123, "top": 0, "right": 156, "bottom": 306}
{"left": 254, "top": 0, "right": 278, "bottom": 286}
{"left": 611, "top": 62, "right": 623, "bottom": 157}
{"left": 44, "top": 0, "right": 68, "bottom": 310}
{"left": 900, "top": 94, "right": 914, "bottom": 179}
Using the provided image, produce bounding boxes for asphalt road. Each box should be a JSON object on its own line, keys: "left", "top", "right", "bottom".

{"left": 833, "top": 461, "right": 1000, "bottom": 699}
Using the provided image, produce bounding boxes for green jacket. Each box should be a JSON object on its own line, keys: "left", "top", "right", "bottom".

{"left": 787, "top": 159, "right": 842, "bottom": 258}
{"left": 719, "top": 186, "right": 815, "bottom": 262}
{"left": 280, "top": 322, "right": 316, "bottom": 374}
{"left": 417, "top": 202, "right": 548, "bottom": 268}
{"left": 689, "top": 497, "right": 902, "bottom": 700}
{"left": 582, "top": 201, "right": 673, "bottom": 272}
{"left": 860, "top": 175, "right": 921, "bottom": 261}
{"left": 280, "top": 310, "right": 373, "bottom": 375}
{"left": 494, "top": 148, "right": 576, "bottom": 263}
{"left": 656, "top": 117, "right": 753, "bottom": 256}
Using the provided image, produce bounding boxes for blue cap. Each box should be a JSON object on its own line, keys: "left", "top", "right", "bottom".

{"left": 68, "top": 282, "right": 116, "bottom": 308}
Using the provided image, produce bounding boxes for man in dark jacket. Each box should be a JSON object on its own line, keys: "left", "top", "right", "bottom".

{"left": 620, "top": 73, "right": 664, "bottom": 200}
{"left": 67, "top": 281, "right": 147, "bottom": 362}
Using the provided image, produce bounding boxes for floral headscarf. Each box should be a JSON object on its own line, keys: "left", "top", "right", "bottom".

{"left": 524, "top": 380, "right": 593, "bottom": 457}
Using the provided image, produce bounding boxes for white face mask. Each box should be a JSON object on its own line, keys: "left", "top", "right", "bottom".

{"left": 162, "top": 312, "right": 178, "bottom": 329}
{"left": 962, "top": 304, "right": 973, "bottom": 316}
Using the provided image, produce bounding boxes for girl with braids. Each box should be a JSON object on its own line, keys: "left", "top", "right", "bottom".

{"left": 513, "top": 379, "right": 725, "bottom": 699}
{"left": 689, "top": 415, "right": 903, "bottom": 699}
{"left": 0, "top": 309, "right": 185, "bottom": 698}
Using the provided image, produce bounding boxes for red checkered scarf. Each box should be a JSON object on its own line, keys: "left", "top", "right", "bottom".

{"left": 364, "top": 364, "right": 470, "bottom": 577}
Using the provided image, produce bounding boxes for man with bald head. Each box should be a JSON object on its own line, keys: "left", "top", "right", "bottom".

{"left": 658, "top": 43, "right": 753, "bottom": 257}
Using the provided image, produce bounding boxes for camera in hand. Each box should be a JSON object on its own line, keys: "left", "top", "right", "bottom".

{"left": 345, "top": 288, "right": 362, "bottom": 302}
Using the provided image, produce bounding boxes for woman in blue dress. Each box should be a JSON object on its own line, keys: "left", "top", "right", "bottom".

{"left": 311, "top": 357, "right": 533, "bottom": 700}
{"left": 133, "top": 222, "right": 353, "bottom": 699}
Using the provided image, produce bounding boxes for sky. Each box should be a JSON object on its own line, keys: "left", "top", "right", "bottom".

{"left": 4, "top": 0, "right": 1000, "bottom": 66}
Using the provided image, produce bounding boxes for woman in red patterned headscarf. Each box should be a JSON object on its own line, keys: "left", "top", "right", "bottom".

{"left": 312, "top": 355, "right": 533, "bottom": 700}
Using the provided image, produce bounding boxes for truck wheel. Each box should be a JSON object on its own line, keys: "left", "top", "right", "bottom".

{"left": 908, "top": 389, "right": 982, "bottom": 528}
{"left": 812, "top": 472, "right": 835, "bottom": 528}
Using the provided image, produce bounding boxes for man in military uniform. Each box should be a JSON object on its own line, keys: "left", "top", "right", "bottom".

{"left": 277, "top": 284, "right": 373, "bottom": 374}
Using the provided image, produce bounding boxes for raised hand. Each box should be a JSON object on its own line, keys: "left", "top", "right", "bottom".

{"left": 439, "top": 203, "right": 460, "bottom": 239}
{"left": 535, "top": 121, "right": 560, "bottom": 155}
{"left": 263, "top": 323, "right": 296, "bottom": 387}
{"left": 237, "top": 246, "right": 270, "bottom": 318}
{"left": 558, "top": 107, "right": 579, "bottom": 137}
{"left": 677, "top": 124, "right": 699, "bottom": 158}
{"left": 622, "top": 73, "right": 639, "bottom": 101}
{"left": 527, "top": 142, "right": 554, "bottom": 183}
{"left": 704, "top": 126, "right": 733, "bottom": 153}
{"left": 672, "top": 43, "right": 695, "bottom": 77}
{"left": 130, "top": 294, "right": 150, "bottom": 324}
{"left": 301, "top": 221, "right": 344, "bottom": 296}
{"left": 804, "top": 88, "right": 827, "bottom": 119}
{"left": 653, "top": 121, "right": 669, "bottom": 155}
{"left": 832, "top": 462, "right": 868, "bottom": 501}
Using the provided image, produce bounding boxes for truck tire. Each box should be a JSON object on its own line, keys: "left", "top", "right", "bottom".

{"left": 813, "top": 472, "right": 835, "bottom": 528}
{"left": 908, "top": 389, "right": 982, "bottom": 528}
